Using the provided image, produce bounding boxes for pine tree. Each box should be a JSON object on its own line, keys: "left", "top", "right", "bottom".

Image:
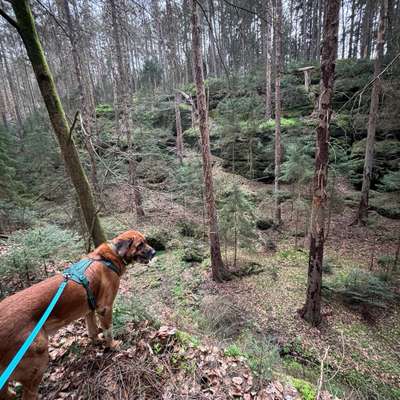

{"left": 219, "top": 184, "right": 256, "bottom": 268}
{"left": 191, "top": 0, "right": 230, "bottom": 282}
{"left": 300, "top": 0, "right": 341, "bottom": 327}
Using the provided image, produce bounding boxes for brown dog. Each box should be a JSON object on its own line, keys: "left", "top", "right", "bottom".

{"left": 0, "top": 230, "right": 155, "bottom": 400}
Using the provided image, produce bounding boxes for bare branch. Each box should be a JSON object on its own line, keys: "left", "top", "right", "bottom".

{"left": 0, "top": 8, "right": 20, "bottom": 31}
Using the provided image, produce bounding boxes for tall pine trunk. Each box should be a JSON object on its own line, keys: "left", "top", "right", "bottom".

{"left": 354, "top": 0, "right": 388, "bottom": 225}
{"left": 175, "top": 92, "right": 184, "bottom": 164}
{"left": 300, "top": 0, "right": 340, "bottom": 326}
{"left": 274, "top": 0, "right": 283, "bottom": 226}
{"left": 8, "top": 0, "right": 106, "bottom": 246}
{"left": 191, "top": 0, "right": 229, "bottom": 282}
{"left": 264, "top": 1, "right": 273, "bottom": 119}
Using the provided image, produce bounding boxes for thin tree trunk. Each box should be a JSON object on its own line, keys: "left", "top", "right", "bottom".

{"left": 354, "top": 0, "right": 388, "bottom": 225}
{"left": 191, "top": 0, "right": 229, "bottom": 282}
{"left": 175, "top": 92, "right": 184, "bottom": 164}
{"left": 274, "top": 0, "right": 283, "bottom": 226}
{"left": 348, "top": 0, "right": 356, "bottom": 58}
{"left": 7, "top": 0, "right": 106, "bottom": 246}
{"left": 300, "top": 0, "right": 340, "bottom": 327}
{"left": 0, "top": 39, "right": 23, "bottom": 137}
{"left": 265, "top": 1, "right": 273, "bottom": 119}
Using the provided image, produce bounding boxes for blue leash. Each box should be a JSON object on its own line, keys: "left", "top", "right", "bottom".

{"left": 0, "top": 278, "right": 68, "bottom": 390}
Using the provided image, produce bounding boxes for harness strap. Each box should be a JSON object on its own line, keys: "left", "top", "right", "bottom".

{"left": 63, "top": 258, "right": 120, "bottom": 310}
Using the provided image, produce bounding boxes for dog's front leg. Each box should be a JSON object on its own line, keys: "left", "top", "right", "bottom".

{"left": 97, "top": 306, "right": 120, "bottom": 349}
{"left": 86, "top": 311, "right": 100, "bottom": 344}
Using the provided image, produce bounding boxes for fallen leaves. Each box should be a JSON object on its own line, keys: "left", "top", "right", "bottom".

{"left": 37, "top": 318, "right": 333, "bottom": 399}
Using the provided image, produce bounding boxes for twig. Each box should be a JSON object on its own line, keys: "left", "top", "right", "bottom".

{"left": 68, "top": 110, "right": 80, "bottom": 141}
{"left": 338, "top": 52, "right": 400, "bottom": 113}
{"left": 194, "top": 0, "right": 231, "bottom": 82}
{"left": 316, "top": 346, "right": 330, "bottom": 400}
{"left": 220, "top": 0, "right": 271, "bottom": 22}
{"left": 0, "top": 8, "right": 20, "bottom": 31}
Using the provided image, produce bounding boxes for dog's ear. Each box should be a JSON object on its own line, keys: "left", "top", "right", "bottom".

{"left": 115, "top": 239, "right": 133, "bottom": 258}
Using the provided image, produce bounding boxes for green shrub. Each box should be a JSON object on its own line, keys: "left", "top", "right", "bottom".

{"left": 324, "top": 269, "right": 397, "bottom": 311}
{"left": 241, "top": 334, "right": 280, "bottom": 383}
{"left": 377, "top": 255, "right": 398, "bottom": 282}
{"left": 224, "top": 343, "right": 243, "bottom": 357}
{"left": 0, "top": 224, "right": 82, "bottom": 289}
{"left": 291, "top": 378, "right": 316, "bottom": 400}
{"left": 145, "top": 228, "right": 171, "bottom": 251}
{"left": 176, "top": 219, "right": 203, "bottom": 238}
{"left": 113, "top": 295, "right": 159, "bottom": 335}
{"left": 181, "top": 241, "right": 206, "bottom": 263}
{"left": 96, "top": 103, "right": 114, "bottom": 119}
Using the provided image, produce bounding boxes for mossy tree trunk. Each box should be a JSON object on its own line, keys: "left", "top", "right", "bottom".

{"left": 7, "top": 0, "right": 106, "bottom": 246}
{"left": 300, "top": 0, "right": 340, "bottom": 327}
{"left": 191, "top": 0, "right": 230, "bottom": 282}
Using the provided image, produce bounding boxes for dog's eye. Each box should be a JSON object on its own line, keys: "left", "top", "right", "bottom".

{"left": 137, "top": 242, "right": 144, "bottom": 250}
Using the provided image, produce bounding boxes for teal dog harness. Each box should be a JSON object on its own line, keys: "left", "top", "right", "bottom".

{"left": 63, "top": 258, "right": 120, "bottom": 310}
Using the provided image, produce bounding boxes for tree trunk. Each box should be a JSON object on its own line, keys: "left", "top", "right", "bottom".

{"left": 354, "top": 0, "right": 388, "bottom": 225}
{"left": 8, "top": 0, "right": 106, "bottom": 246}
{"left": 0, "top": 38, "right": 23, "bottom": 137}
{"left": 348, "top": 0, "right": 356, "bottom": 58}
{"left": 300, "top": 0, "right": 340, "bottom": 327}
{"left": 274, "top": 0, "right": 283, "bottom": 226}
{"left": 264, "top": 1, "right": 273, "bottom": 119}
{"left": 191, "top": 0, "right": 229, "bottom": 282}
{"left": 175, "top": 92, "right": 184, "bottom": 164}
{"left": 360, "top": 0, "right": 375, "bottom": 59}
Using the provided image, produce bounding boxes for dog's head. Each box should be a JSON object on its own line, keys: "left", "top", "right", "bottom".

{"left": 111, "top": 230, "right": 156, "bottom": 265}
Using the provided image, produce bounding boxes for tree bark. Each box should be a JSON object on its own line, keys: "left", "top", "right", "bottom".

{"left": 191, "top": 0, "right": 229, "bottom": 282}
{"left": 175, "top": 92, "right": 184, "bottom": 164}
{"left": 264, "top": 1, "right": 273, "bottom": 120}
{"left": 8, "top": 0, "right": 107, "bottom": 246}
{"left": 274, "top": 0, "right": 283, "bottom": 226}
{"left": 348, "top": 0, "right": 356, "bottom": 58}
{"left": 354, "top": 0, "right": 388, "bottom": 225}
{"left": 300, "top": 0, "right": 340, "bottom": 327}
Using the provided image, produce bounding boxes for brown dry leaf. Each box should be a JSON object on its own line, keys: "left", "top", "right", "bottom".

{"left": 232, "top": 376, "right": 243, "bottom": 386}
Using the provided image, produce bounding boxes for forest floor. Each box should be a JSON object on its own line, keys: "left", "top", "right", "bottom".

{"left": 3, "top": 162, "right": 400, "bottom": 400}
{"left": 79, "top": 162, "right": 400, "bottom": 399}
